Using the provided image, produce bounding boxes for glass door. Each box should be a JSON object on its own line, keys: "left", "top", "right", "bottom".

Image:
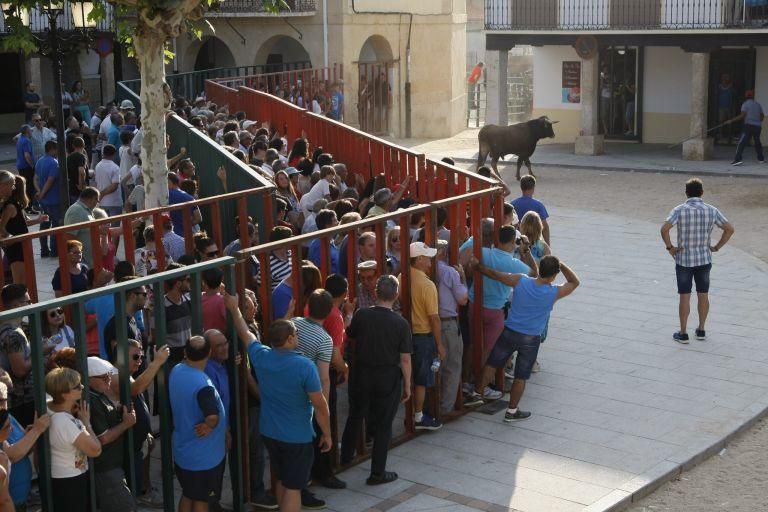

{"left": 598, "top": 47, "right": 641, "bottom": 140}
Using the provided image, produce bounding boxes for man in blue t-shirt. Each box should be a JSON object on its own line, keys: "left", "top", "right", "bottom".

{"left": 15, "top": 125, "right": 36, "bottom": 213}
{"left": 469, "top": 255, "right": 579, "bottom": 422}
{"left": 34, "top": 140, "right": 61, "bottom": 257}
{"left": 167, "top": 172, "right": 202, "bottom": 236}
{"left": 727, "top": 89, "right": 765, "bottom": 165}
{"left": 169, "top": 335, "right": 227, "bottom": 511}
{"left": 511, "top": 175, "right": 550, "bottom": 245}
{"left": 329, "top": 83, "right": 344, "bottom": 121}
{"left": 227, "top": 294, "right": 332, "bottom": 512}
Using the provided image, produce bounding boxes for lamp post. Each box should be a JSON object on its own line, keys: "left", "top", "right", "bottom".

{"left": 2, "top": 0, "right": 96, "bottom": 209}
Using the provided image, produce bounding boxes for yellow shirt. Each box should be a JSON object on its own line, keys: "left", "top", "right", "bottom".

{"left": 408, "top": 267, "right": 438, "bottom": 334}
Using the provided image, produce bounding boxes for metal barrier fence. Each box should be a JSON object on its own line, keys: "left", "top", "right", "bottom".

{"left": 0, "top": 188, "right": 272, "bottom": 303}
{"left": 117, "top": 62, "right": 313, "bottom": 104}
{"left": 0, "top": 258, "right": 244, "bottom": 512}
{"left": 485, "top": 0, "right": 768, "bottom": 30}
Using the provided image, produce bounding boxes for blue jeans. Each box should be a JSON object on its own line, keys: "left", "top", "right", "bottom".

{"left": 486, "top": 328, "right": 541, "bottom": 380}
{"left": 39, "top": 203, "right": 61, "bottom": 255}
{"left": 734, "top": 124, "right": 764, "bottom": 162}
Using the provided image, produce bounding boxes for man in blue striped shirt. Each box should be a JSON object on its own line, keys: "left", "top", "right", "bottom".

{"left": 661, "top": 179, "right": 735, "bottom": 344}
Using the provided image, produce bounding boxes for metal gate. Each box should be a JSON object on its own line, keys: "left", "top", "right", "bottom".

{"left": 357, "top": 62, "right": 392, "bottom": 135}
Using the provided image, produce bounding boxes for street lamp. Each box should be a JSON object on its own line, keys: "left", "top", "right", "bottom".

{"left": 2, "top": 0, "right": 96, "bottom": 209}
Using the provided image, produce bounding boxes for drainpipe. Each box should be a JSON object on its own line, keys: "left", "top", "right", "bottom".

{"left": 351, "top": 0, "right": 414, "bottom": 137}
{"left": 322, "top": 0, "right": 329, "bottom": 75}
{"left": 172, "top": 37, "right": 178, "bottom": 74}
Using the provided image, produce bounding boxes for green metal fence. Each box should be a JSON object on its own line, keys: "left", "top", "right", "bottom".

{"left": 118, "top": 62, "right": 312, "bottom": 103}
{"left": 0, "top": 258, "right": 244, "bottom": 512}
{"left": 114, "top": 82, "right": 275, "bottom": 245}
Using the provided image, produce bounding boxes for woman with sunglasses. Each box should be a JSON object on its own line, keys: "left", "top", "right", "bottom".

{"left": 385, "top": 226, "right": 403, "bottom": 276}
{"left": 43, "top": 308, "right": 75, "bottom": 355}
{"left": 45, "top": 367, "right": 102, "bottom": 510}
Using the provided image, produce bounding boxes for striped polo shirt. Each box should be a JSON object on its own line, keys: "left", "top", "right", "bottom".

{"left": 269, "top": 251, "right": 292, "bottom": 291}
{"left": 292, "top": 317, "right": 332, "bottom": 364}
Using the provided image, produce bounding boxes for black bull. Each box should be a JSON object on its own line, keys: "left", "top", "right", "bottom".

{"left": 477, "top": 116, "right": 557, "bottom": 181}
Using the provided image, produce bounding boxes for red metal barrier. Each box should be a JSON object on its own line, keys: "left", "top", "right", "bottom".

{"left": 0, "top": 188, "right": 273, "bottom": 304}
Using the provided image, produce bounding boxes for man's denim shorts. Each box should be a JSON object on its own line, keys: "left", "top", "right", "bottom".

{"left": 675, "top": 263, "right": 712, "bottom": 294}
{"left": 486, "top": 328, "right": 541, "bottom": 380}
{"left": 412, "top": 334, "right": 437, "bottom": 387}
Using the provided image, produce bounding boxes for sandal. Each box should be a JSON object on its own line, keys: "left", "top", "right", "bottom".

{"left": 366, "top": 471, "right": 399, "bottom": 485}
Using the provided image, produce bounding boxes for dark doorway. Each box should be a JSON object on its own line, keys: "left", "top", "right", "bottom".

{"left": 598, "top": 47, "right": 642, "bottom": 141}
{"left": 0, "top": 53, "right": 23, "bottom": 114}
{"left": 708, "top": 49, "right": 756, "bottom": 145}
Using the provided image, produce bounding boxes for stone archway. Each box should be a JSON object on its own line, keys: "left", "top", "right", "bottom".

{"left": 253, "top": 35, "right": 312, "bottom": 72}
{"left": 193, "top": 36, "right": 236, "bottom": 71}
{"left": 358, "top": 35, "right": 395, "bottom": 134}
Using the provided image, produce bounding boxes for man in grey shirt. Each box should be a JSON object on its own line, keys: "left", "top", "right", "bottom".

{"left": 727, "top": 89, "right": 765, "bottom": 165}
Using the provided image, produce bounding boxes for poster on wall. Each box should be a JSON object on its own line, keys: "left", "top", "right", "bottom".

{"left": 562, "top": 61, "right": 581, "bottom": 104}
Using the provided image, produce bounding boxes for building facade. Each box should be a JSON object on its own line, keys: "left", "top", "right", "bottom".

{"left": 485, "top": 0, "right": 768, "bottom": 159}
{"left": 172, "top": 0, "right": 468, "bottom": 138}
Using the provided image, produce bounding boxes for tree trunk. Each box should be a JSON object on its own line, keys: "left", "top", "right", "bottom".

{"left": 134, "top": 33, "right": 170, "bottom": 208}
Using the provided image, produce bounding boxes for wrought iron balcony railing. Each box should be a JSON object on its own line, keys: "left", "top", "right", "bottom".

{"left": 209, "top": 0, "right": 316, "bottom": 15}
{"left": 486, "top": 0, "right": 768, "bottom": 30}
{"left": 0, "top": 2, "right": 114, "bottom": 34}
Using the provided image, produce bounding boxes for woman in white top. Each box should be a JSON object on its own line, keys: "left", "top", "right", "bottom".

{"left": 45, "top": 367, "right": 101, "bottom": 510}
{"left": 42, "top": 307, "right": 76, "bottom": 354}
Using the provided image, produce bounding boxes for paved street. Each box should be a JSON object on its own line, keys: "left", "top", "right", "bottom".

{"left": 313, "top": 205, "right": 768, "bottom": 512}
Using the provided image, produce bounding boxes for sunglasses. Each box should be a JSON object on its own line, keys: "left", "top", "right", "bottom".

{"left": 70, "top": 383, "right": 84, "bottom": 391}
{"left": 132, "top": 352, "right": 144, "bottom": 361}
{"left": 49, "top": 308, "right": 64, "bottom": 318}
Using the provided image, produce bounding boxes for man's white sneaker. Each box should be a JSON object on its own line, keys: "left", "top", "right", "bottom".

{"left": 483, "top": 386, "right": 503, "bottom": 400}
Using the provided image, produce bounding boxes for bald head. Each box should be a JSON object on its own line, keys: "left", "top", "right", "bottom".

{"left": 185, "top": 335, "right": 211, "bottom": 361}
{"left": 205, "top": 329, "right": 229, "bottom": 363}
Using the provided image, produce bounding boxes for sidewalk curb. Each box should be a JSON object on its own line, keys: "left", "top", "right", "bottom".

{"left": 452, "top": 157, "right": 768, "bottom": 179}
{"left": 601, "top": 403, "right": 768, "bottom": 511}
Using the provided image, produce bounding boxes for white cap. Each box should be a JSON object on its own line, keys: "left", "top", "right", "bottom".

{"left": 119, "top": 99, "right": 135, "bottom": 110}
{"left": 410, "top": 242, "right": 437, "bottom": 258}
{"left": 357, "top": 259, "right": 377, "bottom": 270}
{"left": 87, "top": 357, "right": 117, "bottom": 377}
{"left": 243, "top": 120, "right": 258, "bottom": 130}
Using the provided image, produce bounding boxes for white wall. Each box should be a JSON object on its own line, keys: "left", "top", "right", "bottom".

{"left": 755, "top": 47, "right": 768, "bottom": 110}
{"left": 532, "top": 46, "right": 582, "bottom": 111}
{"left": 643, "top": 47, "right": 692, "bottom": 114}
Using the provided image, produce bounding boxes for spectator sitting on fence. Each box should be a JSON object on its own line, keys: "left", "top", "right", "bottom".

{"left": 169, "top": 335, "right": 227, "bottom": 512}
{"left": 0, "top": 380, "right": 50, "bottom": 509}
{"left": 46, "top": 367, "right": 102, "bottom": 510}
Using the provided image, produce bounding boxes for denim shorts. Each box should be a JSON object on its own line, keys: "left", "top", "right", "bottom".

{"left": 412, "top": 334, "right": 437, "bottom": 387}
{"left": 486, "top": 328, "right": 541, "bottom": 380}
{"left": 675, "top": 263, "right": 712, "bottom": 294}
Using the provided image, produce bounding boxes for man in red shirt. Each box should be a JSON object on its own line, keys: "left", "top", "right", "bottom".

{"left": 468, "top": 62, "right": 484, "bottom": 108}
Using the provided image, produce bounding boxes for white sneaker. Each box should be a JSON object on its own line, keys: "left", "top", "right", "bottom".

{"left": 531, "top": 361, "right": 541, "bottom": 373}
{"left": 483, "top": 386, "right": 503, "bottom": 400}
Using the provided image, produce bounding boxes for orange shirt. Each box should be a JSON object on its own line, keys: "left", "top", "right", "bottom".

{"left": 468, "top": 65, "right": 483, "bottom": 85}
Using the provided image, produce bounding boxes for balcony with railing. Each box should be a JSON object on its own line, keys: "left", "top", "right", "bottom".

{"left": 0, "top": 1, "right": 114, "bottom": 34}
{"left": 485, "top": 0, "right": 768, "bottom": 30}
{"left": 207, "top": 0, "right": 316, "bottom": 17}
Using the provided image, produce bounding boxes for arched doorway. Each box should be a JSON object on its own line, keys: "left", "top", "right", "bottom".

{"left": 194, "top": 36, "right": 236, "bottom": 71}
{"left": 358, "top": 35, "right": 394, "bottom": 134}
{"left": 254, "top": 35, "right": 312, "bottom": 73}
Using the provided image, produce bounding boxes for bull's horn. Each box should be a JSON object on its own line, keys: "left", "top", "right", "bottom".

{"left": 550, "top": 120, "right": 560, "bottom": 124}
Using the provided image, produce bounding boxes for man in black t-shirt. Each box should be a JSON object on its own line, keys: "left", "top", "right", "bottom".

{"left": 340, "top": 275, "right": 412, "bottom": 485}
{"left": 22, "top": 82, "right": 42, "bottom": 123}
{"left": 67, "top": 136, "right": 89, "bottom": 204}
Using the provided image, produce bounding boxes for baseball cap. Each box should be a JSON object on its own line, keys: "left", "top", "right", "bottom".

{"left": 746, "top": 89, "right": 755, "bottom": 99}
{"left": 194, "top": 97, "right": 206, "bottom": 104}
{"left": 410, "top": 242, "right": 437, "bottom": 258}
{"left": 119, "top": 99, "right": 135, "bottom": 110}
{"left": 436, "top": 239, "right": 449, "bottom": 252}
{"left": 243, "top": 120, "right": 258, "bottom": 130}
{"left": 285, "top": 166, "right": 300, "bottom": 176}
{"left": 87, "top": 357, "right": 117, "bottom": 377}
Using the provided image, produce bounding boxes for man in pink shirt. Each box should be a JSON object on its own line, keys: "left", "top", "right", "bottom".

{"left": 201, "top": 267, "right": 227, "bottom": 334}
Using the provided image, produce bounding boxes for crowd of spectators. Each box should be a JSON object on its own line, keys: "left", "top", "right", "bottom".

{"left": 0, "top": 88, "right": 581, "bottom": 512}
